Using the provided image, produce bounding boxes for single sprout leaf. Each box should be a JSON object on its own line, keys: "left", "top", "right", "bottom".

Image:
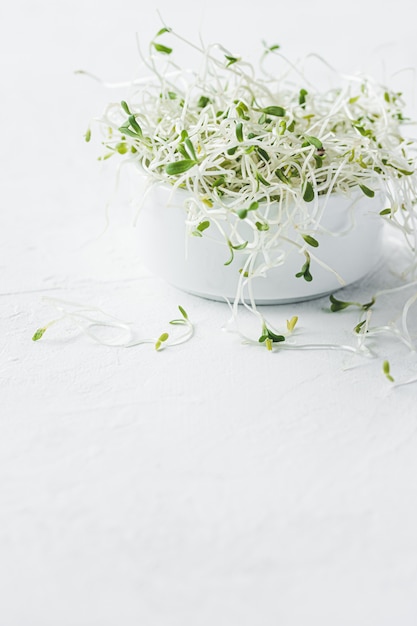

{"left": 156, "top": 27, "right": 172, "bottom": 36}
{"left": 196, "top": 220, "right": 210, "bottom": 233}
{"left": 383, "top": 360, "right": 395, "bottom": 382}
{"left": 329, "top": 294, "right": 354, "bottom": 312}
{"left": 256, "top": 221, "right": 269, "bottom": 231}
{"left": 287, "top": 316, "right": 298, "bottom": 332}
{"left": 236, "top": 122, "right": 244, "bottom": 142}
{"left": 237, "top": 209, "right": 248, "bottom": 219}
{"left": 198, "top": 95, "right": 210, "bottom": 108}
{"left": 354, "top": 320, "right": 367, "bottom": 334}
{"left": 302, "top": 234, "right": 319, "bottom": 248}
{"left": 329, "top": 294, "right": 376, "bottom": 312}
{"left": 295, "top": 252, "right": 313, "bottom": 282}
{"left": 32, "top": 327, "right": 47, "bottom": 341}
{"left": 165, "top": 160, "right": 196, "bottom": 175}
{"left": 155, "top": 332, "right": 169, "bottom": 351}
{"left": 128, "top": 115, "right": 142, "bottom": 136}
{"left": 276, "top": 168, "right": 291, "bottom": 184}
{"left": 153, "top": 42, "right": 173, "bottom": 55}
{"left": 121, "top": 100, "right": 131, "bottom": 115}
{"left": 303, "top": 181, "right": 314, "bottom": 202}
{"left": 178, "top": 305, "right": 188, "bottom": 320}
{"left": 84, "top": 128, "right": 91, "bottom": 142}
{"left": 225, "top": 55, "right": 240, "bottom": 67}
{"left": 380, "top": 208, "right": 392, "bottom": 216}
{"left": 184, "top": 138, "right": 197, "bottom": 161}
{"left": 304, "top": 135, "right": 322, "bottom": 149}
{"left": 299, "top": 89, "right": 308, "bottom": 106}
{"left": 260, "top": 106, "right": 286, "bottom": 117}
{"left": 359, "top": 184, "right": 375, "bottom": 198}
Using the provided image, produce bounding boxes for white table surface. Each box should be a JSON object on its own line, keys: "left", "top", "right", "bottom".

{"left": 2, "top": 1, "right": 417, "bottom": 624}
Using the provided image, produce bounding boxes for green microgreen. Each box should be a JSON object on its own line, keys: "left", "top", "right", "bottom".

{"left": 224, "top": 240, "right": 248, "bottom": 266}
{"left": 302, "top": 234, "right": 319, "bottom": 248}
{"left": 299, "top": 88, "right": 308, "bottom": 106}
{"left": 235, "top": 122, "right": 244, "bottom": 142}
{"left": 354, "top": 320, "right": 367, "bottom": 334}
{"left": 303, "top": 135, "right": 322, "bottom": 149}
{"left": 329, "top": 294, "right": 376, "bottom": 312}
{"left": 32, "top": 327, "right": 47, "bottom": 341}
{"left": 286, "top": 316, "right": 298, "bottom": 332}
{"left": 153, "top": 42, "right": 173, "bottom": 55}
{"left": 258, "top": 105, "right": 286, "bottom": 117}
{"left": 198, "top": 95, "right": 210, "bottom": 108}
{"left": 165, "top": 160, "right": 197, "bottom": 175}
{"left": 295, "top": 251, "right": 313, "bottom": 282}
{"left": 383, "top": 360, "right": 395, "bottom": 382}
{"left": 359, "top": 184, "right": 375, "bottom": 198}
{"left": 155, "top": 332, "right": 169, "bottom": 351}
{"left": 258, "top": 322, "right": 286, "bottom": 349}
{"left": 192, "top": 220, "right": 210, "bottom": 236}
{"left": 303, "top": 181, "right": 315, "bottom": 202}
{"left": 225, "top": 55, "right": 240, "bottom": 67}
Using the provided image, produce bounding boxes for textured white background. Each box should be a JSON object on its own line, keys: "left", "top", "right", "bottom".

{"left": 2, "top": 1, "right": 417, "bottom": 624}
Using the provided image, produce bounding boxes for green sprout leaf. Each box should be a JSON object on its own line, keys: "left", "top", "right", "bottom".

{"left": 225, "top": 55, "right": 240, "bottom": 67}
{"left": 156, "top": 27, "right": 172, "bottom": 37}
{"left": 299, "top": 89, "right": 308, "bottom": 106}
{"left": 260, "top": 105, "right": 286, "bottom": 117}
{"left": 153, "top": 42, "right": 173, "bottom": 55}
{"left": 302, "top": 234, "right": 319, "bottom": 248}
{"left": 192, "top": 220, "right": 210, "bottom": 236}
{"left": 303, "top": 181, "right": 314, "bottom": 202}
{"left": 329, "top": 294, "right": 376, "bottom": 312}
{"left": 184, "top": 138, "right": 197, "bottom": 161}
{"left": 128, "top": 115, "right": 142, "bottom": 137}
{"left": 304, "top": 135, "right": 322, "bottom": 149}
{"left": 329, "top": 295, "right": 354, "bottom": 311}
{"left": 256, "top": 221, "right": 269, "bottom": 231}
{"left": 121, "top": 100, "right": 131, "bottom": 115}
{"left": 165, "top": 160, "right": 196, "bottom": 175}
{"left": 295, "top": 251, "right": 313, "bottom": 282}
{"left": 84, "top": 128, "right": 91, "bottom": 142}
{"left": 258, "top": 323, "right": 285, "bottom": 348}
{"left": 32, "top": 327, "right": 47, "bottom": 341}
{"left": 379, "top": 208, "right": 392, "bottom": 216}
{"left": 235, "top": 122, "right": 244, "bottom": 142}
{"left": 224, "top": 240, "right": 248, "bottom": 265}
{"left": 155, "top": 332, "right": 169, "bottom": 351}
{"left": 263, "top": 42, "right": 280, "bottom": 53}
{"left": 286, "top": 316, "right": 298, "bottom": 332}
{"left": 197, "top": 220, "right": 210, "bottom": 233}
{"left": 169, "top": 305, "right": 189, "bottom": 325}
{"left": 275, "top": 168, "right": 291, "bottom": 185}
{"left": 354, "top": 320, "right": 367, "bottom": 334}
{"left": 197, "top": 95, "right": 210, "bottom": 108}
{"left": 359, "top": 184, "right": 375, "bottom": 198}
{"left": 383, "top": 360, "right": 394, "bottom": 382}
{"left": 178, "top": 305, "right": 188, "bottom": 320}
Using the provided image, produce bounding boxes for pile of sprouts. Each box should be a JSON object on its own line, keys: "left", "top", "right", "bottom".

{"left": 96, "top": 26, "right": 417, "bottom": 258}
{"left": 32, "top": 26, "right": 417, "bottom": 384}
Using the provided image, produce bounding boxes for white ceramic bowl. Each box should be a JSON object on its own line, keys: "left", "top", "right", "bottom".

{"left": 136, "top": 185, "right": 384, "bottom": 304}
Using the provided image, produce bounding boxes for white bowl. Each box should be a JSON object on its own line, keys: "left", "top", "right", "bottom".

{"left": 136, "top": 185, "right": 384, "bottom": 304}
